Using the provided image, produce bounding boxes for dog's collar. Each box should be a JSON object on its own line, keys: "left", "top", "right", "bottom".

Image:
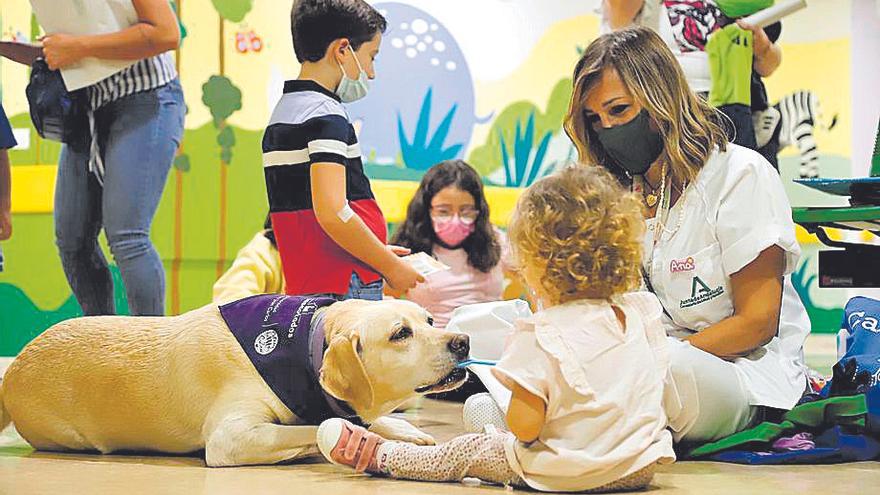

{"left": 309, "top": 310, "right": 367, "bottom": 426}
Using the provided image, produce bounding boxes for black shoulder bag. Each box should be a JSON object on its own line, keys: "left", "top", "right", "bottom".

{"left": 25, "top": 59, "right": 90, "bottom": 152}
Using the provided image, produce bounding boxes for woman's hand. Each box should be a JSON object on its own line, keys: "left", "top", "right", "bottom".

{"left": 37, "top": 0, "right": 180, "bottom": 65}
{"left": 736, "top": 20, "right": 782, "bottom": 77}
{"left": 735, "top": 20, "right": 771, "bottom": 56}
{"left": 41, "top": 34, "right": 88, "bottom": 70}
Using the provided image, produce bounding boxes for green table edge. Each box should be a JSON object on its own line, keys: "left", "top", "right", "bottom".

{"left": 792, "top": 205, "right": 880, "bottom": 225}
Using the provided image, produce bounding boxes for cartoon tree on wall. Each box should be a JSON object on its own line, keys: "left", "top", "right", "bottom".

{"left": 202, "top": 76, "right": 243, "bottom": 280}
{"left": 169, "top": 0, "right": 189, "bottom": 314}
{"left": 205, "top": 0, "right": 251, "bottom": 279}
{"left": 30, "top": 12, "right": 45, "bottom": 164}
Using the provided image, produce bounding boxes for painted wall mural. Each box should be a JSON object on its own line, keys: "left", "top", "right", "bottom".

{"left": 348, "top": 2, "right": 475, "bottom": 174}
{"left": 0, "top": 0, "right": 872, "bottom": 356}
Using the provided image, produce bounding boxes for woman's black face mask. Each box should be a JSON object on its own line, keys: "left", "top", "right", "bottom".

{"left": 589, "top": 109, "right": 664, "bottom": 176}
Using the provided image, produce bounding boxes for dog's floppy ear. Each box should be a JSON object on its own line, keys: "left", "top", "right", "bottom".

{"left": 320, "top": 334, "right": 375, "bottom": 412}
{"left": 322, "top": 299, "right": 372, "bottom": 341}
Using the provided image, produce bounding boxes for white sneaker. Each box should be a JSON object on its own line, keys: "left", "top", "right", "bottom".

{"left": 462, "top": 393, "right": 508, "bottom": 433}
{"left": 317, "top": 418, "right": 384, "bottom": 473}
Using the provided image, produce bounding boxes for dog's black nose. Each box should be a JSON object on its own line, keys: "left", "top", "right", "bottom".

{"left": 448, "top": 334, "right": 470, "bottom": 360}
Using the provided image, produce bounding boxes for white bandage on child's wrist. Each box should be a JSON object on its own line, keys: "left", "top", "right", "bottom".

{"left": 337, "top": 202, "right": 355, "bottom": 223}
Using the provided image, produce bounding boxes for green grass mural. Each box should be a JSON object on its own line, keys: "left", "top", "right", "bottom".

{"left": 0, "top": 267, "right": 129, "bottom": 356}
{"left": 397, "top": 87, "right": 464, "bottom": 170}
{"left": 468, "top": 78, "right": 572, "bottom": 178}
{"left": 499, "top": 112, "right": 554, "bottom": 187}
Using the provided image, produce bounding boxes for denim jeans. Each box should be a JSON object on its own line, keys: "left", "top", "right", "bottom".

{"left": 55, "top": 79, "right": 185, "bottom": 316}
{"left": 342, "top": 272, "right": 384, "bottom": 301}
{"left": 310, "top": 272, "right": 384, "bottom": 301}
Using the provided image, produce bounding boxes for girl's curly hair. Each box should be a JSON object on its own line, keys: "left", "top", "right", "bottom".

{"left": 508, "top": 165, "right": 645, "bottom": 303}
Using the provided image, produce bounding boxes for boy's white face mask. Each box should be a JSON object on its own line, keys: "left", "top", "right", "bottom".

{"left": 336, "top": 45, "right": 370, "bottom": 103}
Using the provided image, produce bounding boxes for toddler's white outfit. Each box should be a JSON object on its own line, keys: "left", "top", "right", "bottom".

{"left": 376, "top": 292, "right": 676, "bottom": 492}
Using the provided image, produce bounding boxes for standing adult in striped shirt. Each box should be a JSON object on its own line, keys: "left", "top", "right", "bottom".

{"left": 32, "top": 0, "right": 185, "bottom": 316}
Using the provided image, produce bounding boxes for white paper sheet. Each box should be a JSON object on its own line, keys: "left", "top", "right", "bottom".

{"left": 29, "top": 0, "right": 140, "bottom": 90}
{"left": 401, "top": 252, "right": 451, "bottom": 277}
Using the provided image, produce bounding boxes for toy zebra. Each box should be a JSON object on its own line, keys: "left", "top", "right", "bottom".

{"left": 773, "top": 90, "right": 838, "bottom": 178}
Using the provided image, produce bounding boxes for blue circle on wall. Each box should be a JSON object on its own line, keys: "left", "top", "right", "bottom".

{"left": 346, "top": 2, "right": 476, "bottom": 171}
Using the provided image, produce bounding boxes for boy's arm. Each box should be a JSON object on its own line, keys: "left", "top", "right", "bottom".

{"left": 506, "top": 383, "right": 546, "bottom": 443}
{"left": 311, "top": 163, "right": 423, "bottom": 294}
{"left": 0, "top": 150, "right": 11, "bottom": 241}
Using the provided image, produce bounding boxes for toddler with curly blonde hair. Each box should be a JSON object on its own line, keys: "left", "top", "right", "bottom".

{"left": 316, "top": 165, "right": 675, "bottom": 492}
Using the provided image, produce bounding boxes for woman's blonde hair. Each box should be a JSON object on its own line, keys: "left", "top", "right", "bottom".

{"left": 563, "top": 26, "right": 728, "bottom": 185}
{"left": 508, "top": 165, "right": 645, "bottom": 303}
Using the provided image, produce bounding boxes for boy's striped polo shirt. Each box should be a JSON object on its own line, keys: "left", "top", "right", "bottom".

{"left": 262, "top": 80, "right": 386, "bottom": 295}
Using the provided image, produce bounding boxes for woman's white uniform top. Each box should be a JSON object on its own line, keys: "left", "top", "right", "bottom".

{"left": 492, "top": 293, "right": 675, "bottom": 492}
{"left": 643, "top": 144, "right": 809, "bottom": 410}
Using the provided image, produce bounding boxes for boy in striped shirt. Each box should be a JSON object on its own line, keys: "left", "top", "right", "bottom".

{"left": 262, "top": 0, "right": 423, "bottom": 300}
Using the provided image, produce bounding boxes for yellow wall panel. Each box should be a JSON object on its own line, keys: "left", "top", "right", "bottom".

{"left": 10, "top": 165, "right": 55, "bottom": 213}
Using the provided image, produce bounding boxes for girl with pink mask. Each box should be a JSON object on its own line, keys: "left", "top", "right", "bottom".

{"left": 391, "top": 160, "right": 516, "bottom": 330}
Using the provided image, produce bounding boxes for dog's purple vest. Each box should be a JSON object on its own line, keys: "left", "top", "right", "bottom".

{"left": 219, "top": 294, "right": 363, "bottom": 425}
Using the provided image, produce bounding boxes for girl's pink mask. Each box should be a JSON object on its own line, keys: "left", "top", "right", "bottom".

{"left": 432, "top": 216, "right": 475, "bottom": 247}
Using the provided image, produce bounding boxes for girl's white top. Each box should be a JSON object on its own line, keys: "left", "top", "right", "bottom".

{"left": 493, "top": 292, "right": 675, "bottom": 492}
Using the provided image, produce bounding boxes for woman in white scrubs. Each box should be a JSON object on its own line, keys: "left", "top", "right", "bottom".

{"left": 564, "top": 27, "right": 810, "bottom": 442}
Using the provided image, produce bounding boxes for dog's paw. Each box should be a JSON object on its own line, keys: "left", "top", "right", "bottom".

{"left": 388, "top": 429, "right": 435, "bottom": 445}
{"left": 401, "top": 428, "right": 436, "bottom": 446}
{"left": 369, "top": 417, "right": 436, "bottom": 445}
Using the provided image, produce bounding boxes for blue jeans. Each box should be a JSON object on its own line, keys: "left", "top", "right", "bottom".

{"left": 310, "top": 272, "right": 384, "bottom": 301}
{"left": 55, "top": 80, "right": 185, "bottom": 316}
{"left": 342, "top": 272, "right": 384, "bottom": 301}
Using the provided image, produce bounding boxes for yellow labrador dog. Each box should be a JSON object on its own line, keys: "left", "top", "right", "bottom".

{"left": 0, "top": 297, "right": 469, "bottom": 466}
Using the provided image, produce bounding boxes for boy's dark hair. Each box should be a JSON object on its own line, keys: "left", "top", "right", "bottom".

{"left": 392, "top": 160, "right": 501, "bottom": 273}
{"left": 291, "top": 0, "right": 387, "bottom": 63}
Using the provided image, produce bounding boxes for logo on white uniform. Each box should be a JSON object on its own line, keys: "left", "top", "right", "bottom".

{"left": 670, "top": 257, "right": 696, "bottom": 273}
{"left": 254, "top": 329, "right": 279, "bottom": 355}
{"left": 679, "top": 276, "right": 724, "bottom": 309}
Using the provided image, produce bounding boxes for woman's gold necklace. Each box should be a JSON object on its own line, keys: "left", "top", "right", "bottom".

{"left": 642, "top": 167, "right": 666, "bottom": 209}
{"left": 644, "top": 185, "right": 660, "bottom": 208}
